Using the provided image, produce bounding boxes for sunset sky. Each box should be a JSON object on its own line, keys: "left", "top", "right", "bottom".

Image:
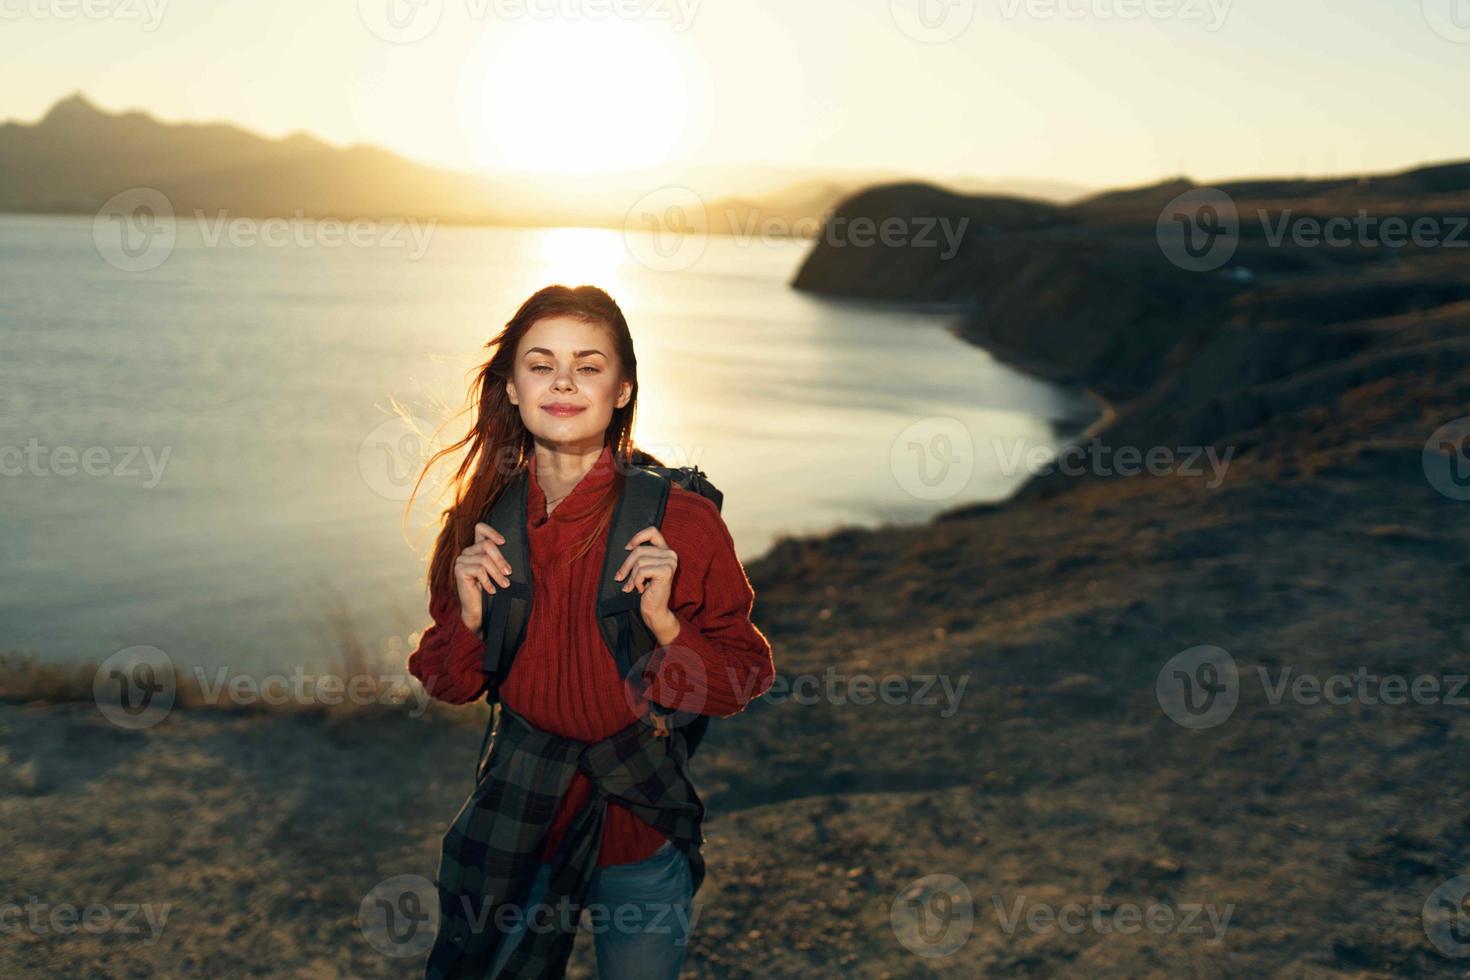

{"left": 2, "top": 0, "right": 1468, "bottom": 191}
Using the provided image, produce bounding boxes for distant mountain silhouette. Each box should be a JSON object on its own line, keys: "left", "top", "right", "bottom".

{"left": 0, "top": 92, "right": 516, "bottom": 223}
{"left": 0, "top": 93, "right": 1094, "bottom": 231}
{"left": 1076, "top": 161, "right": 1470, "bottom": 218}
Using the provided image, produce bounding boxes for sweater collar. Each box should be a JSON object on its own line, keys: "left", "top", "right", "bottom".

{"left": 526, "top": 443, "right": 618, "bottom": 526}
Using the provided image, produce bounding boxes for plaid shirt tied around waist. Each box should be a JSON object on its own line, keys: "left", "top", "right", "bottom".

{"left": 424, "top": 704, "right": 708, "bottom": 980}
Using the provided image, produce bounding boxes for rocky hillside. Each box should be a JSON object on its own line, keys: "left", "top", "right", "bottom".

{"left": 793, "top": 164, "right": 1470, "bottom": 503}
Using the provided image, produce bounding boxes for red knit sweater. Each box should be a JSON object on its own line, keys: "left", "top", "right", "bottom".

{"left": 408, "top": 444, "right": 775, "bottom": 867}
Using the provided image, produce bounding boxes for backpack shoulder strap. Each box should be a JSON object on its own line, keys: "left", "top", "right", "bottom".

{"left": 481, "top": 467, "right": 535, "bottom": 699}
{"left": 597, "top": 463, "right": 721, "bottom": 758}
{"left": 595, "top": 466, "right": 671, "bottom": 679}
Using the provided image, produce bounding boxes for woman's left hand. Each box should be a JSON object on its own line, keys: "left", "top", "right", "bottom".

{"left": 615, "top": 525, "right": 679, "bottom": 634}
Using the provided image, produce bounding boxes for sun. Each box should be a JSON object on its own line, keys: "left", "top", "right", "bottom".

{"left": 462, "top": 20, "right": 692, "bottom": 176}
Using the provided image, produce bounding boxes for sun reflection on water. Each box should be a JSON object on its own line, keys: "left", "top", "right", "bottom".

{"left": 536, "top": 227, "right": 629, "bottom": 293}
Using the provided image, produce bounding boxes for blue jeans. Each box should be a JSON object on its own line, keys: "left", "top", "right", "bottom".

{"left": 483, "top": 839, "right": 695, "bottom": 979}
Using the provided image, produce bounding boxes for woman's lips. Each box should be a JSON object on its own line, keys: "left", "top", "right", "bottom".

{"left": 542, "top": 405, "right": 586, "bottom": 417}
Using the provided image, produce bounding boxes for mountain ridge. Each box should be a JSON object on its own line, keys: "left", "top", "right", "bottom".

{"left": 1, "top": 92, "right": 1092, "bottom": 229}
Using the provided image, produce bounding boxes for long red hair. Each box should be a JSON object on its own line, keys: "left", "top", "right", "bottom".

{"left": 408, "top": 284, "right": 661, "bottom": 601}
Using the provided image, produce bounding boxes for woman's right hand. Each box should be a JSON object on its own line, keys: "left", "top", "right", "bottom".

{"left": 456, "top": 522, "right": 513, "bottom": 633}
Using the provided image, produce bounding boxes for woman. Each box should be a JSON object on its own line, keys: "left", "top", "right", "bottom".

{"left": 406, "top": 284, "right": 775, "bottom": 979}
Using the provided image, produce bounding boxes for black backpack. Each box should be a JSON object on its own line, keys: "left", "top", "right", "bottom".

{"left": 475, "top": 451, "right": 724, "bottom": 775}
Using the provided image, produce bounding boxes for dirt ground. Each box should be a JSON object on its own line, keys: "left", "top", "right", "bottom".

{"left": 5, "top": 449, "right": 1470, "bottom": 977}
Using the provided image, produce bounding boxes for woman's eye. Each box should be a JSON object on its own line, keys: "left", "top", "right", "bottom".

{"left": 529, "top": 365, "right": 600, "bottom": 374}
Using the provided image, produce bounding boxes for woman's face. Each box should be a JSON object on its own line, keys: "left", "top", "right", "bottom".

{"left": 506, "top": 315, "right": 632, "bottom": 450}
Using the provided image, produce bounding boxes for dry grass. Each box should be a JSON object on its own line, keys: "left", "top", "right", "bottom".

{"left": 0, "top": 590, "right": 486, "bottom": 732}
{"left": 0, "top": 651, "right": 98, "bottom": 704}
